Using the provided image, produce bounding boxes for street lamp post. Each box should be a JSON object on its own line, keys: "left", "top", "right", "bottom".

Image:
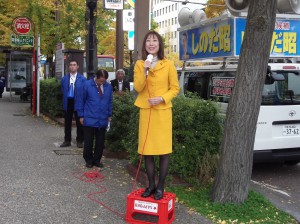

{"left": 86, "top": 0, "right": 97, "bottom": 79}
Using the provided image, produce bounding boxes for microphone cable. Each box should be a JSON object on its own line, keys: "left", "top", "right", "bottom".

{"left": 73, "top": 170, "right": 126, "bottom": 219}
{"left": 131, "top": 68, "right": 153, "bottom": 193}
{"left": 72, "top": 69, "right": 153, "bottom": 221}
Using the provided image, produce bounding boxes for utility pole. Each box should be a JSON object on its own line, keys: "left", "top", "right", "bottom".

{"left": 134, "top": 1, "right": 150, "bottom": 62}
{"left": 116, "top": 10, "right": 124, "bottom": 70}
{"left": 86, "top": 0, "right": 97, "bottom": 79}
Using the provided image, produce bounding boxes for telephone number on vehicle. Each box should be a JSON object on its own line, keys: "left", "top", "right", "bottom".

{"left": 282, "top": 125, "right": 300, "bottom": 136}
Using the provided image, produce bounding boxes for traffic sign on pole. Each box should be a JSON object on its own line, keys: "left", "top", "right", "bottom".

{"left": 10, "top": 35, "right": 34, "bottom": 47}
{"left": 11, "top": 17, "right": 32, "bottom": 35}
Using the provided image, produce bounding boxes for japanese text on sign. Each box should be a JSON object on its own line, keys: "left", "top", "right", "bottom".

{"left": 192, "top": 24, "right": 231, "bottom": 55}
{"left": 211, "top": 77, "right": 235, "bottom": 96}
{"left": 242, "top": 22, "right": 297, "bottom": 55}
{"left": 235, "top": 18, "right": 300, "bottom": 57}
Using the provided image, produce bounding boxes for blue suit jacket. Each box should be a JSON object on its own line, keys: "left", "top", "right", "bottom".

{"left": 77, "top": 79, "right": 113, "bottom": 128}
{"left": 61, "top": 73, "right": 86, "bottom": 111}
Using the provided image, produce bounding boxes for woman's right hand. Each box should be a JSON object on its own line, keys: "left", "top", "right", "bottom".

{"left": 144, "top": 59, "right": 151, "bottom": 69}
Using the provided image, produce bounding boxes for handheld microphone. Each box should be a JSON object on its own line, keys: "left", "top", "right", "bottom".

{"left": 145, "top": 54, "right": 153, "bottom": 77}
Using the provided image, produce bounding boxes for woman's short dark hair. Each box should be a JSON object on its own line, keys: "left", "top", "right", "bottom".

{"left": 96, "top": 69, "right": 109, "bottom": 79}
{"left": 141, "top": 31, "right": 164, "bottom": 61}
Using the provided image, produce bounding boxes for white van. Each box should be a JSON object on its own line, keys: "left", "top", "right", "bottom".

{"left": 178, "top": 61, "right": 300, "bottom": 164}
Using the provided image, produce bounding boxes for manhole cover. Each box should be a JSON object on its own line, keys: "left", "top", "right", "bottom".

{"left": 53, "top": 149, "right": 83, "bottom": 155}
{"left": 13, "top": 114, "right": 26, "bottom": 116}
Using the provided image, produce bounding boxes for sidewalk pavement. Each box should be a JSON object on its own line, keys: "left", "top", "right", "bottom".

{"left": 0, "top": 92, "right": 212, "bottom": 224}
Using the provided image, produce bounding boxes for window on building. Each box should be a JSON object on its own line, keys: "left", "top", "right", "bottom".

{"left": 175, "top": 3, "right": 177, "bottom": 10}
{"left": 174, "top": 45, "right": 177, "bottom": 53}
{"left": 172, "top": 4, "right": 174, "bottom": 11}
{"left": 175, "top": 17, "right": 177, "bottom": 24}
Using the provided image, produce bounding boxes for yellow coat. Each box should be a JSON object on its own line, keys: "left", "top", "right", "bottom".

{"left": 134, "top": 59, "right": 180, "bottom": 155}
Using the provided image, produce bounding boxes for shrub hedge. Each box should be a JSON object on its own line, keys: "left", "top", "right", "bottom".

{"left": 40, "top": 78, "right": 63, "bottom": 117}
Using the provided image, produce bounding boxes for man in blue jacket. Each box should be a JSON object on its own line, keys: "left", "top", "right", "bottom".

{"left": 0, "top": 72, "right": 6, "bottom": 98}
{"left": 60, "top": 60, "right": 86, "bottom": 148}
{"left": 78, "top": 69, "right": 113, "bottom": 168}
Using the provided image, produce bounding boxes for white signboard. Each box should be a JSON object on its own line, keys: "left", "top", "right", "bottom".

{"left": 168, "top": 199, "right": 173, "bottom": 211}
{"left": 104, "top": 0, "right": 123, "bottom": 10}
{"left": 128, "top": 31, "right": 134, "bottom": 51}
{"left": 123, "top": 9, "right": 134, "bottom": 31}
{"left": 134, "top": 200, "right": 158, "bottom": 213}
{"left": 55, "top": 43, "right": 64, "bottom": 80}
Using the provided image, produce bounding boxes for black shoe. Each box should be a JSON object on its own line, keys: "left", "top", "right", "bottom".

{"left": 93, "top": 162, "right": 104, "bottom": 168}
{"left": 154, "top": 189, "right": 164, "bottom": 200}
{"left": 86, "top": 163, "right": 93, "bottom": 168}
{"left": 77, "top": 142, "right": 83, "bottom": 148}
{"left": 60, "top": 141, "right": 71, "bottom": 147}
{"left": 141, "top": 187, "right": 156, "bottom": 198}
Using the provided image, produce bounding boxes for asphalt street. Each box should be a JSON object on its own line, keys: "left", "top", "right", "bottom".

{"left": 0, "top": 92, "right": 212, "bottom": 224}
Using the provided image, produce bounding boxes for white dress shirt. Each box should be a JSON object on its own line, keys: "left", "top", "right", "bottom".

{"left": 70, "top": 73, "right": 77, "bottom": 94}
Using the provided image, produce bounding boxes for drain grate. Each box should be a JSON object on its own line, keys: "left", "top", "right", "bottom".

{"left": 13, "top": 114, "right": 26, "bottom": 116}
{"left": 53, "top": 149, "right": 83, "bottom": 155}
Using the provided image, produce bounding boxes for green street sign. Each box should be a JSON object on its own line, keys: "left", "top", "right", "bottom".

{"left": 10, "top": 35, "right": 34, "bottom": 47}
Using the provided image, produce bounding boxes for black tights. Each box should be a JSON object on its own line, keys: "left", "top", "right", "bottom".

{"left": 144, "top": 154, "right": 170, "bottom": 191}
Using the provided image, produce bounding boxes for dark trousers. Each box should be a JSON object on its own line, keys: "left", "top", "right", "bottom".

{"left": 64, "top": 99, "right": 84, "bottom": 143}
{"left": 83, "top": 126, "right": 106, "bottom": 165}
{"left": 0, "top": 87, "right": 4, "bottom": 97}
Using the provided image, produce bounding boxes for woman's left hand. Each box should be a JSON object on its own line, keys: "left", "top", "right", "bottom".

{"left": 148, "top": 97, "right": 164, "bottom": 106}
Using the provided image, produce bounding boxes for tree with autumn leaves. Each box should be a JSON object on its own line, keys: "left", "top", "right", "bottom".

{"left": 0, "top": 0, "right": 226, "bottom": 70}
{"left": 0, "top": 0, "right": 115, "bottom": 69}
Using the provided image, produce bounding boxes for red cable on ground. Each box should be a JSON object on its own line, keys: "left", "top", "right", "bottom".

{"left": 72, "top": 76, "right": 153, "bottom": 221}
{"left": 131, "top": 77, "right": 152, "bottom": 193}
{"left": 73, "top": 170, "right": 125, "bottom": 219}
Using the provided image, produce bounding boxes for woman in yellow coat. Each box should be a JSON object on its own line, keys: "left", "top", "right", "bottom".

{"left": 134, "top": 31, "right": 180, "bottom": 200}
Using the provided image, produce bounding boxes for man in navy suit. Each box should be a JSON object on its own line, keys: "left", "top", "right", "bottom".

{"left": 110, "top": 69, "right": 130, "bottom": 95}
{"left": 60, "top": 60, "right": 86, "bottom": 148}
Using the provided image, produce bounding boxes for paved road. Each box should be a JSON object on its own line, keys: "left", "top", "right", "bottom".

{"left": 251, "top": 162, "right": 300, "bottom": 222}
{"left": 0, "top": 93, "right": 212, "bottom": 224}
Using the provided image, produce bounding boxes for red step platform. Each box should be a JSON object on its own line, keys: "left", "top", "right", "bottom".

{"left": 126, "top": 188, "right": 176, "bottom": 224}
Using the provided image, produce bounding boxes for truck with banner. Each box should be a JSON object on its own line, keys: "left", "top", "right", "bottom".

{"left": 178, "top": 14, "right": 300, "bottom": 60}
{"left": 177, "top": 12, "right": 300, "bottom": 164}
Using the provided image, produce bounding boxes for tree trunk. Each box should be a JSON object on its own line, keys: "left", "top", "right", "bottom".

{"left": 211, "top": 0, "right": 277, "bottom": 203}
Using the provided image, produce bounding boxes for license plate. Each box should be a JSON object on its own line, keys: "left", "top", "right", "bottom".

{"left": 282, "top": 125, "right": 300, "bottom": 136}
